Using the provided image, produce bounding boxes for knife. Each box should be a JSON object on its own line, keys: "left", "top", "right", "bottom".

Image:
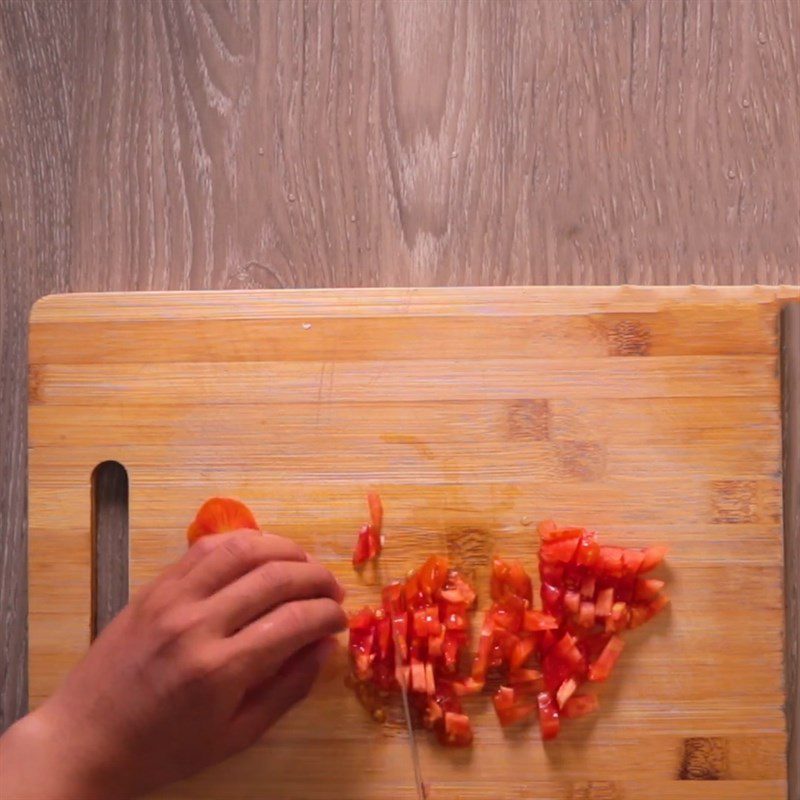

{"left": 393, "top": 627, "right": 427, "bottom": 800}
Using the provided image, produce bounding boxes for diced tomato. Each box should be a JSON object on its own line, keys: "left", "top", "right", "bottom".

{"left": 440, "top": 573, "right": 477, "bottom": 606}
{"left": 186, "top": 497, "right": 259, "bottom": 544}
{"left": 541, "top": 536, "right": 581, "bottom": 565}
{"left": 419, "top": 555, "right": 449, "bottom": 598}
{"left": 452, "top": 677, "right": 484, "bottom": 696}
{"left": 580, "top": 574, "right": 596, "bottom": 598}
{"left": 564, "top": 589, "right": 581, "bottom": 614}
{"left": 595, "top": 587, "right": 614, "bottom": 617}
{"left": 635, "top": 578, "right": 665, "bottom": 602}
{"left": 622, "top": 547, "right": 646, "bottom": 572}
{"left": 508, "top": 667, "right": 542, "bottom": 686}
{"left": 367, "top": 491, "right": 383, "bottom": 531}
{"left": 381, "top": 581, "right": 404, "bottom": 613}
{"left": 425, "top": 661, "right": 436, "bottom": 695}
{"left": 640, "top": 545, "right": 668, "bottom": 573}
{"left": 376, "top": 614, "right": 392, "bottom": 658}
{"left": 541, "top": 583, "right": 563, "bottom": 615}
{"left": 553, "top": 632, "right": 584, "bottom": 669}
{"left": 562, "top": 693, "right": 599, "bottom": 719}
{"left": 352, "top": 524, "right": 379, "bottom": 567}
{"left": 490, "top": 557, "right": 533, "bottom": 602}
{"left": 574, "top": 533, "right": 600, "bottom": 567}
{"left": 538, "top": 521, "right": 584, "bottom": 543}
{"left": 556, "top": 677, "right": 578, "bottom": 708}
{"left": 537, "top": 692, "right": 560, "bottom": 740}
{"left": 588, "top": 635, "right": 625, "bottom": 682}
{"left": 442, "top": 630, "right": 463, "bottom": 673}
{"left": 493, "top": 687, "right": 537, "bottom": 727}
{"left": 349, "top": 607, "right": 376, "bottom": 631}
{"left": 442, "top": 602, "right": 469, "bottom": 631}
{"left": 578, "top": 600, "right": 596, "bottom": 628}
{"left": 440, "top": 712, "right": 473, "bottom": 746}
{"left": 509, "top": 635, "right": 536, "bottom": 669}
{"left": 598, "top": 546, "right": 624, "bottom": 577}
{"left": 391, "top": 612, "right": 409, "bottom": 660}
{"left": 542, "top": 651, "right": 574, "bottom": 695}
{"left": 523, "top": 610, "right": 559, "bottom": 632}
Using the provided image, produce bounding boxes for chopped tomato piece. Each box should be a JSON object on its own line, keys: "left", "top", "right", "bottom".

{"left": 640, "top": 545, "right": 668, "bottom": 573}
{"left": 622, "top": 547, "right": 646, "bottom": 572}
{"left": 508, "top": 667, "right": 542, "bottom": 686}
{"left": 419, "top": 555, "right": 449, "bottom": 597}
{"left": 595, "top": 586, "right": 614, "bottom": 617}
{"left": 491, "top": 557, "right": 533, "bottom": 602}
{"left": 564, "top": 589, "right": 581, "bottom": 614}
{"left": 578, "top": 600, "right": 596, "bottom": 628}
{"left": 440, "top": 712, "right": 473, "bottom": 746}
{"left": 186, "top": 497, "right": 258, "bottom": 544}
{"left": 523, "top": 610, "right": 559, "bottom": 632}
{"left": 352, "top": 493, "right": 384, "bottom": 567}
{"left": 509, "top": 636, "right": 536, "bottom": 669}
{"left": 562, "top": 693, "right": 599, "bottom": 719}
{"left": 556, "top": 677, "right": 578, "bottom": 708}
{"left": 367, "top": 491, "right": 383, "bottom": 530}
{"left": 541, "top": 536, "right": 581, "bottom": 564}
{"left": 574, "top": 533, "right": 600, "bottom": 567}
{"left": 588, "top": 635, "right": 625, "bottom": 682}
{"left": 452, "top": 677, "right": 484, "bottom": 696}
{"left": 537, "top": 691, "right": 560, "bottom": 740}
{"left": 635, "top": 578, "right": 665, "bottom": 602}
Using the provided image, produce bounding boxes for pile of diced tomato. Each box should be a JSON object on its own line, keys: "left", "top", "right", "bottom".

{"left": 349, "top": 554, "right": 478, "bottom": 746}
{"left": 348, "top": 517, "right": 669, "bottom": 744}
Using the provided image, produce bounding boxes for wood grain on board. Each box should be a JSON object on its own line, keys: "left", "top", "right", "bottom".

{"left": 2, "top": 0, "right": 799, "bottom": 792}
{"left": 28, "top": 286, "right": 798, "bottom": 799}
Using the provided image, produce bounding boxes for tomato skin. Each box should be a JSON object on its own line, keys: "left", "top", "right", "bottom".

{"left": 186, "top": 497, "right": 259, "bottom": 544}
{"left": 537, "top": 692, "right": 560, "bottom": 740}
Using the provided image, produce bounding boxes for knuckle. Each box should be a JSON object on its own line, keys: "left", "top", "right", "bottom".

{"left": 180, "top": 649, "right": 223, "bottom": 689}
{"left": 155, "top": 606, "right": 199, "bottom": 641}
{"left": 190, "top": 536, "right": 218, "bottom": 559}
{"left": 222, "top": 533, "right": 257, "bottom": 564}
{"left": 259, "top": 562, "right": 294, "bottom": 597}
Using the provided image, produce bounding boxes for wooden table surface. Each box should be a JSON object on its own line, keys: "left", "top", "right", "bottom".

{"left": 1, "top": 0, "right": 798, "bottom": 791}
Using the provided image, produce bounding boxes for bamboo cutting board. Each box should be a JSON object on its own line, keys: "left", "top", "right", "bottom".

{"left": 29, "top": 286, "right": 798, "bottom": 800}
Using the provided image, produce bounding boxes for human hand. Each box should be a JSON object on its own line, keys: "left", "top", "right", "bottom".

{"left": 0, "top": 530, "right": 346, "bottom": 800}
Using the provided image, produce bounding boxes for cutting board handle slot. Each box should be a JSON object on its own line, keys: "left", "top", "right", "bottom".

{"left": 91, "top": 460, "right": 129, "bottom": 639}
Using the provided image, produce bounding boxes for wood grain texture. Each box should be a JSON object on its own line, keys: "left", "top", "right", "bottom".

{"left": 782, "top": 303, "right": 800, "bottom": 799}
{"left": 27, "top": 286, "right": 797, "bottom": 800}
{"left": 1, "top": 0, "right": 799, "bottom": 784}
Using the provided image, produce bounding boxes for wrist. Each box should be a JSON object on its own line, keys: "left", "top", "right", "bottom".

{"left": 0, "top": 707, "right": 132, "bottom": 800}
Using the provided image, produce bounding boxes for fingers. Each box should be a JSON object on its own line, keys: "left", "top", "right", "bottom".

{"left": 183, "top": 531, "right": 308, "bottom": 597}
{"left": 225, "top": 638, "right": 336, "bottom": 754}
{"left": 208, "top": 560, "right": 345, "bottom": 634}
{"left": 227, "top": 597, "right": 347, "bottom": 685}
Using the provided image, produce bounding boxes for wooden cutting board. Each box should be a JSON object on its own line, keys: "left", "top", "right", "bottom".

{"left": 29, "top": 286, "right": 798, "bottom": 800}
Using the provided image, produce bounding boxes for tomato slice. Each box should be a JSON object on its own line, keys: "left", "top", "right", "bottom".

{"left": 537, "top": 691, "right": 560, "bottom": 740}
{"left": 186, "top": 497, "right": 258, "bottom": 544}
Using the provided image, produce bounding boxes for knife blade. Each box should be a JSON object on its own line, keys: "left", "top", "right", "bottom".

{"left": 394, "top": 628, "right": 427, "bottom": 800}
